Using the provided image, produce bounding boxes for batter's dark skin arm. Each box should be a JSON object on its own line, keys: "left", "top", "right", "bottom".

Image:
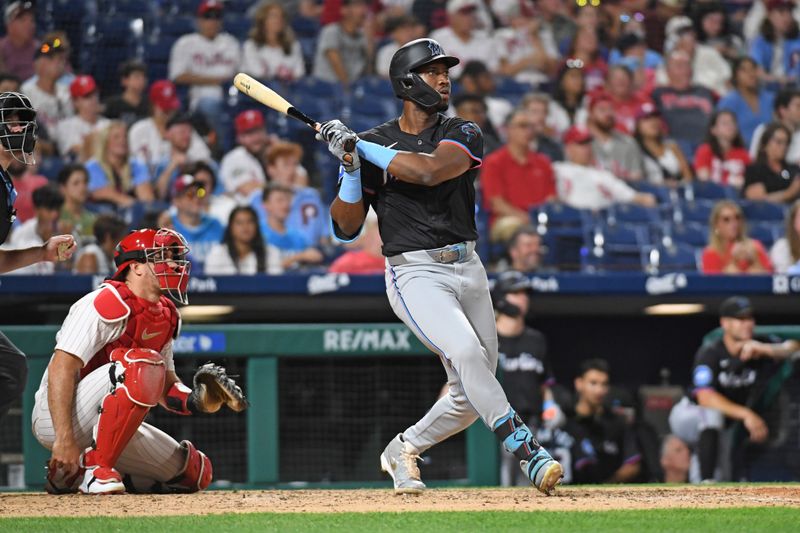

{"left": 386, "top": 63, "right": 473, "bottom": 187}
{"left": 330, "top": 197, "right": 367, "bottom": 240}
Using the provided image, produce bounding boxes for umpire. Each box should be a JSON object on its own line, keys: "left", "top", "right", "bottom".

{"left": 322, "top": 38, "right": 562, "bottom": 495}
{"left": 0, "top": 91, "right": 75, "bottom": 426}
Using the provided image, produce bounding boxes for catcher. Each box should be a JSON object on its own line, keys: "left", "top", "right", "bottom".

{"left": 31, "top": 228, "right": 247, "bottom": 495}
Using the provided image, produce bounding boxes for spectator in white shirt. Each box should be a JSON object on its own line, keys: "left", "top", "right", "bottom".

{"left": 204, "top": 206, "right": 283, "bottom": 275}
{"left": 494, "top": 2, "right": 559, "bottom": 87}
{"left": 242, "top": 2, "right": 305, "bottom": 83}
{"left": 553, "top": 126, "right": 656, "bottom": 211}
{"left": 128, "top": 79, "right": 211, "bottom": 173}
{"left": 168, "top": 0, "right": 240, "bottom": 118}
{"left": 429, "top": 0, "right": 497, "bottom": 78}
{"left": 220, "top": 110, "right": 269, "bottom": 202}
{"left": 20, "top": 37, "right": 72, "bottom": 141}
{"left": 54, "top": 75, "right": 109, "bottom": 160}
{"left": 1, "top": 183, "right": 63, "bottom": 275}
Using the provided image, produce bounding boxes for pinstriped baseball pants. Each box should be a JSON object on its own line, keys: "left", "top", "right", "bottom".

{"left": 32, "top": 362, "right": 185, "bottom": 484}
{"left": 385, "top": 250, "right": 511, "bottom": 453}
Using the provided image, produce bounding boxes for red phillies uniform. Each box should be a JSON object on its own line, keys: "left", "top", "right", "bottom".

{"left": 79, "top": 281, "right": 179, "bottom": 380}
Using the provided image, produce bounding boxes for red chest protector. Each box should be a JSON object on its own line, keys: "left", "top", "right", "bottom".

{"left": 80, "top": 281, "right": 179, "bottom": 380}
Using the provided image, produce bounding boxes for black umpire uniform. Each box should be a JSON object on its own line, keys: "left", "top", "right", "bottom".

{"left": 0, "top": 163, "right": 28, "bottom": 424}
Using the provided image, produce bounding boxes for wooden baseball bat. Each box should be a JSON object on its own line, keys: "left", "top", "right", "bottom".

{"left": 233, "top": 73, "right": 355, "bottom": 159}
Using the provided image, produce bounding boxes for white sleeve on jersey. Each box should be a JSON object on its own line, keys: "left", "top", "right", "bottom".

{"left": 54, "top": 289, "right": 127, "bottom": 366}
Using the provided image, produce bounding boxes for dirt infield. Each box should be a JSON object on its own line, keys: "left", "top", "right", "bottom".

{"left": 1, "top": 485, "right": 799, "bottom": 517}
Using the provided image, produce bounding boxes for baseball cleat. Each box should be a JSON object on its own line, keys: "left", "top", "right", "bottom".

{"left": 380, "top": 433, "right": 426, "bottom": 495}
{"left": 522, "top": 448, "right": 564, "bottom": 496}
{"left": 79, "top": 466, "right": 125, "bottom": 495}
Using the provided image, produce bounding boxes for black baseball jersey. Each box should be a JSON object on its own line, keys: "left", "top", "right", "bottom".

{"left": 334, "top": 114, "right": 483, "bottom": 256}
{"left": 691, "top": 336, "right": 781, "bottom": 407}
{"left": 498, "top": 327, "right": 553, "bottom": 421}
{"left": 0, "top": 165, "right": 16, "bottom": 245}
{"left": 564, "top": 409, "right": 641, "bottom": 484}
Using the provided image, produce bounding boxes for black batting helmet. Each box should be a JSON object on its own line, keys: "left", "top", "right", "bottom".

{"left": 389, "top": 38, "right": 459, "bottom": 109}
{"left": 491, "top": 271, "right": 531, "bottom": 318}
{"left": 0, "top": 92, "right": 37, "bottom": 164}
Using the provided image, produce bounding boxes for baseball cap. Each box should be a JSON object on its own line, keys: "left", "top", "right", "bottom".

{"left": 235, "top": 109, "right": 265, "bottom": 134}
{"left": 562, "top": 126, "right": 593, "bottom": 145}
{"left": 635, "top": 102, "right": 661, "bottom": 121}
{"left": 719, "top": 296, "right": 754, "bottom": 319}
{"left": 149, "top": 80, "right": 181, "bottom": 112}
{"left": 447, "top": 0, "right": 479, "bottom": 14}
{"left": 588, "top": 91, "right": 614, "bottom": 111}
{"left": 665, "top": 16, "right": 694, "bottom": 38}
{"left": 35, "top": 38, "right": 67, "bottom": 59}
{"left": 70, "top": 75, "right": 97, "bottom": 99}
{"left": 197, "top": 0, "right": 224, "bottom": 17}
{"left": 4, "top": 1, "right": 33, "bottom": 25}
{"left": 172, "top": 174, "right": 206, "bottom": 198}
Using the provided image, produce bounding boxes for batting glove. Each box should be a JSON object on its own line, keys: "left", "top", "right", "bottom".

{"left": 316, "top": 120, "right": 355, "bottom": 143}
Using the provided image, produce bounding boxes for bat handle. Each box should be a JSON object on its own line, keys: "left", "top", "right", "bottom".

{"left": 343, "top": 138, "right": 356, "bottom": 153}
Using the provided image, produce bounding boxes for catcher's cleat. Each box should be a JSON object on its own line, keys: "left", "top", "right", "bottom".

{"left": 79, "top": 465, "right": 125, "bottom": 495}
{"left": 522, "top": 448, "right": 564, "bottom": 496}
{"left": 380, "top": 433, "right": 426, "bottom": 495}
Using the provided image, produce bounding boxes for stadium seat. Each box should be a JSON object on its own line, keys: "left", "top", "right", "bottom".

{"left": 641, "top": 243, "right": 699, "bottom": 274}
{"left": 740, "top": 200, "right": 786, "bottom": 223}
{"left": 665, "top": 221, "right": 708, "bottom": 248}
{"left": 748, "top": 222, "right": 781, "bottom": 248}
{"left": 630, "top": 181, "right": 674, "bottom": 205}
{"left": 581, "top": 222, "right": 650, "bottom": 272}
{"left": 144, "top": 34, "right": 178, "bottom": 64}
{"left": 682, "top": 180, "right": 737, "bottom": 201}
{"left": 223, "top": 14, "right": 251, "bottom": 37}
{"left": 672, "top": 199, "right": 716, "bottom": 224}
{"left": 348, "top": 94, "right": 397, "bottom": 123}
{"left": 606, "top": 203, "right": 661, "bottom": 225}
{"left": 530, "top": 202, "right": 586, "bottom": 229}
{"left": 289, "top": 77, "right": 344, "bottom": 105}
{"left": 291, "top": 16, "right": 321, "bottom": 38}
{"left": 494, "top": 76, "right": 532, "bottom": 106}
{"left": 158, "top": 15, "right": 195, "bottom": 36}
{"left": 351, "top": 76, "right": 397, "bottom": 100}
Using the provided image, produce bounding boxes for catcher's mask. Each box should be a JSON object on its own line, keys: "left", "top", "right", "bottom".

{"left": 112, "top": 228, "right": 191, "bottom": 305}
{"left": 0, "top": 92, "right": 38, "bottom": 165}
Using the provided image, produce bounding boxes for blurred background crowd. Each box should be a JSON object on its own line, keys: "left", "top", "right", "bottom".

{"left": 3, "top": 0, "right": 800, "bottom": 278}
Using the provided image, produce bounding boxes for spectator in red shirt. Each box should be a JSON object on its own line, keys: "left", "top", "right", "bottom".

{"left": 602, "top": 65, "right": 651, "bottom": 135}
{"left": 694, "top": 110, "right": 751, "bottom": 191}
{"left": 480, "top": 108, "right": 557, "bottom": 242}
{"left": 328, "top": 209, "right": 384, "bottom": 274}
{"left": 701, "top": 200, "right": 772, "bottom": 274}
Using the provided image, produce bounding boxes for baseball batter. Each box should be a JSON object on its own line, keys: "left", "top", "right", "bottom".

{"left": 0, "top": 91, "right": 75, "bottom": 428}
{"left": 32, "top": 227, "right": 246, "bottom": 494}
{"left": 323, "top": 38, "right": 563, "bottom": 495}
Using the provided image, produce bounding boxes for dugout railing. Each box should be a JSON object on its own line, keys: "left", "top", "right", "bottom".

{"left": 4, "top": 324, "right": 499, "bottom": 490}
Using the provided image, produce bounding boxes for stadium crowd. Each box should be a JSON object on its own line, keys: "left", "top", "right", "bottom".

{"left": 2, "top": 0, "right": 800, "bottom": 276}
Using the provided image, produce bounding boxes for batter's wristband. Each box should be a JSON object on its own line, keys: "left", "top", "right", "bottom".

{"left": 357, "top": 140, "right": 398, "bottom": 170}
{"left": 337, "top": 167, "right": 362, "bottom": 203}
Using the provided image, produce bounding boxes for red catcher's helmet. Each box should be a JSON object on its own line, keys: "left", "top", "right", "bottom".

{"left": 112, "top": 228, "right": 191, "bottom": 304}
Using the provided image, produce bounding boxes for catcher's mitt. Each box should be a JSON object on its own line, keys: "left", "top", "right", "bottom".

{"left": 190, "top": 363, "right": 249, "bottom": 413}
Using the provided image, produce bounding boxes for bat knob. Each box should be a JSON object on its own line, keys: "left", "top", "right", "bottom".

{"left": 343, "top": 137, "right": 356, "bottom": 153}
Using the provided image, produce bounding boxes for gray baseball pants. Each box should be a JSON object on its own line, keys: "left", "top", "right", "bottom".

{"left": 385, "top": 244, "right": 511, "bottom": 453}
